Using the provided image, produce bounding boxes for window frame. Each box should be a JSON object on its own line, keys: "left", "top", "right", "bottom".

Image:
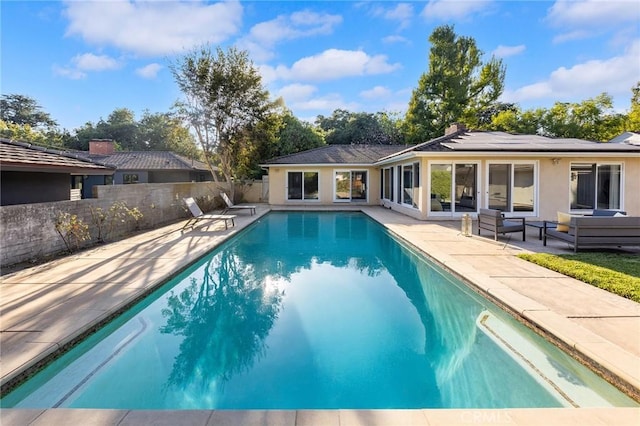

{"left": 429, "top": 161, "right": 481, "bottom": 216}
{"left": 485, "top": 160, "right": 537, "bottom": 217}
{"left": 333, "top": 169, "right": 369, "bottom": 203}
{"left": 569, "top": 162, "right": 623, "bottom": 213}
{"left": 286, "top": 170, "right": 320, "bottom": 201}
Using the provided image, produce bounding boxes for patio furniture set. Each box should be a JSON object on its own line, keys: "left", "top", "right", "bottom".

{"left": 477, "top": 208, "right": 640, "bottom": 252}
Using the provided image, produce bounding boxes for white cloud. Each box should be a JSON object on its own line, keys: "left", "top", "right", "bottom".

{"left": 370, "top": 3, "right": 414, "bottom": 30}
{"left": 273, "top": 49, "right": 401, "bottom": 82}
{"left": 383, "top": 35, "right": 410, "bottom": 45}
{"left": 277, "top": 84, "right": 318, "bottom": 102}
{"left": 72, "top": 53, "right": 121, "bottom": 71}
{"left": 546, "top": 0, "right": 639, "bottom": 28}
{"left": 238, "top": 10, "right": 342, "bottom": 62}
{"left": 552, "top": 30, "right": 591, "bottom": 44}
{"left": 360, "top": 86, "right": 392, "bottom": 100}
{"left": 136, "top": 63, "right": 162, "bottom": 79}
{"left": 546, "top": 0, "right": 640, "bottom": 44}
{"left": 63, "top": 0, "right": 243, "bottom": 57}
{"left": 53, "top": 52, "right": 121, "bottom": 79}
{"left": 503, "top": 40, "right": 640, "bottom": 104}
{"left": 421, "top": 0, "right": 493, "bottom": 20}
{"left": 492, "top": 44, "right": 525, "bottom": 58}
{"left": 289, "top": 93, "right": 359, "bottom": 112}
{"left": 52, "top": 64, "right": 86, "bottom": 80}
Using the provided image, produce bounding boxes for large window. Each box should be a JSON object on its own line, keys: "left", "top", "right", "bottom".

{"left": 402, "top": 163, "right": 420, "bottom": 208}
{"left": 570, "top": 163, "right": 621, "bottom": 211}
{"left": 488, "top": 163, "right": 535, "bottom": 213}
{"left": 334, "top": 170, "right": 367, "bottom": 201}
{"left": 430, "top": 163, "right": 478, "bottom": 213}
{"left": 287, "top": 171, "right": 319, "bottom": 201}
{"left": 383, "top": 167, "right": 393, "bottom": 201}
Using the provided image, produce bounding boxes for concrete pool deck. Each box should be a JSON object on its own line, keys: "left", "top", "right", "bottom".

{"left": 1, "top": 205, "right": 639, "bottom": 425}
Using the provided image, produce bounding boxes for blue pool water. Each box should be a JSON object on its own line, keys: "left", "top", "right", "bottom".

{"left": 2, "top": 212, "right": 636, "bottom": 409}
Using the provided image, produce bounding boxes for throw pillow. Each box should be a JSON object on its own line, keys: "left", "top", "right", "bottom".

{"left": 614, "top": 212, "right": 627, "bottom": 217}
{"left": 556, "top": 211, "right": 571, "bottom": 232}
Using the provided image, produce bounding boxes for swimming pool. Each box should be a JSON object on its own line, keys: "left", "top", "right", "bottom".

{"left": 2, "top": 212, "right": 636, "bottom": 409}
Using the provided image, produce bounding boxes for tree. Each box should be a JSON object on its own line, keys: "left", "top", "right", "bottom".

{"left": 138, "top": 111, "right": 200, "bottom": 158}
{"left": 627, "top": 81, "right": 640, "bottom": 132}
{"left": 487, "top": 94, "right": 625, "bottom": 141}
{"left": 540, "top": 94, "right": 624, "bottom": 141}
{"left": 315, "top": 109, "right": 402, "bottom": 145}
{"left": 277, "top": 113, "right": 325, "bottom": 155}
{"left": 404, "top": 25, "right": 505, "bottom": 142}
{"left": 170, "top": 45, "right": 275, "bottom": 200}
{"left": 0, "top": 94, "right": 58, "bottom": 129}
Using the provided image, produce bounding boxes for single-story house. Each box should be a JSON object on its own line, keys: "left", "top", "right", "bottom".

{"left": 262, "top": 124, "right": 640, "bottom": 221}
{"left": 74, "top": 139, "right": 218, "bottom": 199}
{"left": 0, "top": 138, "right": 115, "bottom": 206}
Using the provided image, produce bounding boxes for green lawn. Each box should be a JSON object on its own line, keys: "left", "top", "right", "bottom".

{"left": 517, "top": 252, "right": 640, "bottom": 303}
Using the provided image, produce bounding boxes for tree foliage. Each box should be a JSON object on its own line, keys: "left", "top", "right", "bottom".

{"left": 627, "top": 81, "right": 640, "bottom": 132}
{"left": 488, "top": 93, "right": 626, "bottom": 141}
{"left": 277, "top": 112, "right": 325, "bottom": 155}
{"left": 170, "top": 45, "right": 275, "bottom": 197}
{"left": 67, "top": 109, "right": 199, "bottom": 157}
{"left": 404, "top": 25, "right": 505, "bottom": 142}
{"left": 315, "top": 109, "right": 403, "bottom": 145}
{"left": 0, "top": 94, "right": 58, "bottom": 129}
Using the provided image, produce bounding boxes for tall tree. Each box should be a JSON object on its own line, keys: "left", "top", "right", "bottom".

{"left": 627, "top": 81, "right": 640, "bottom": 132}
{"left": 0, "top": 94, "right": 58, "bottom": 129}
{"left": 315, "top": 109, "right": 402, "bottom": 145}
{"left": 404, "top": 25, "right": 505, "bottom": 143}
{"left": 277, "top": 112, "right": 325, "bottom": 155}
{"left": 170, "top": 45, "right": 274, "bottom": 199}
{"left": 138, "top": 111, "right": 200, "bottom": 158}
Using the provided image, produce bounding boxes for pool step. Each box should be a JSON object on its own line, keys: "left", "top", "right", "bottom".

{"left": 476, "top": 310, "right": 614, "bottom": 408}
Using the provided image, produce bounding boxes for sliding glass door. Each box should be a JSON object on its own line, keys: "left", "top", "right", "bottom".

{"left": 430, "top": 163, "right": 478, "bottom": 213}
{"left": 488, "top": 163, "right": 535, "bottom": 213}
{"left": 334, "top": 170, "right": 368, "bottom": 202}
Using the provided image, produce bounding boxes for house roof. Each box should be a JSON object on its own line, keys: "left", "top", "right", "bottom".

{"left": 382, "top": 131, "right": 640, "bottom": 157}
{"left": 76, "top": 151, "right": 212, "bottom": 172}
{"left": 263, "top": 144, "right": 408, "bottom": 166}
{"left": 0, "top": 138, "right": 115, "bottom": 175}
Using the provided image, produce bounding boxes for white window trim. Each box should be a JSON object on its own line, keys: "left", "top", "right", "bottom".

{"left": 400, "top": 161, "right": 420, "bottom": 210}
{"left": 569, "top": 162, "right": 624, "bottom": 213}
{"left": 285, "top": 170, "right": 321, "bottom": 202}
{"left": 484, "top": 160, "right": 538, "bottom": 217}
{"left": 428, "top": 161, "right": 481, "bottom": 216}
{"left": 333, "top": 169, "right": 369, "bottom": 203}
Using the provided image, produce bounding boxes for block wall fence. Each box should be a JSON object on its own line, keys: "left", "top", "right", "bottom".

{"left": 0, "top": 181, "right": 264, "bottom": 268}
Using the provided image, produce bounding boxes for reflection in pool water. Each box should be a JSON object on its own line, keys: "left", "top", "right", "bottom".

{"left": 2, "top": 212, "right": 637, "bottom": 409}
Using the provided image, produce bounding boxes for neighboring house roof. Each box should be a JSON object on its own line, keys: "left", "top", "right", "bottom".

{"left": 0, "top": 138, "right": 115, "bottom": 175}
{"left": 608, "top": 132, "right": 640, "bottom": 145}
{"left": 263, "top": 144, "right": 408, "bottom": 166}
{"left": 76, "top": 151, "right": 213, "bottom": 172}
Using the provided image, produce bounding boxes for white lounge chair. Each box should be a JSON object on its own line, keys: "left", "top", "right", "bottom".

{"left": 182, "top": 197, "right": 236, "bottom": 231}
{"left": 220, "top": 192, "right": 256, "bottom": 216}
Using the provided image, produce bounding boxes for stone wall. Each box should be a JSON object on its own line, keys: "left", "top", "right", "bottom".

{"left": 0, "top": 181, "right": 263, "bottom": 268}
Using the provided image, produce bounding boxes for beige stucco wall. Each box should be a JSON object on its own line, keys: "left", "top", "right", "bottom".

{"left": 267, "top": 154, "right": 639, "bottom": 221}
{"left": 268, "top": 166, "right": 382, "bottom": 206}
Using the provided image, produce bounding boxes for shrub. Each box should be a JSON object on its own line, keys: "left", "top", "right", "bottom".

{"left": 54, "top": 212, "right": 90, "bottom": 252}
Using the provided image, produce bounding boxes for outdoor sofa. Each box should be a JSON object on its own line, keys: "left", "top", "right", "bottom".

{"left": 543, "top": 215, "right": 640, "bottom": 252}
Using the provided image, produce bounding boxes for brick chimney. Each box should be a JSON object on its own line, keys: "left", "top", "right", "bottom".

{"left": 89, "top": 139, "right": 115, "bottom": 155}
{"left": 444, "top": 123, "right": 467, "bottom": 136}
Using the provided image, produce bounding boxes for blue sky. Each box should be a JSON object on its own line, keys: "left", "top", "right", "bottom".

{"left": 2, "top": 1, "right": 639, "bottom": 131}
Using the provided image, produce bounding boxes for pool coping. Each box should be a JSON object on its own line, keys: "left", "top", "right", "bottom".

{"left": 1, "top": 206, "right": 639, "bottom": 425}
